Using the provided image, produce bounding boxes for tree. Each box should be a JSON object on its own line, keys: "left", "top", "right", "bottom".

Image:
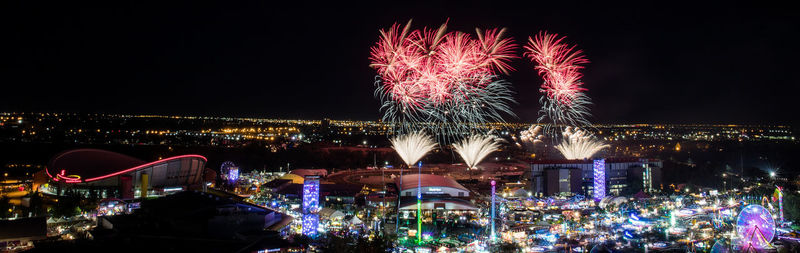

{"left": 319, "top": 233, "right": 394, "bottom": 253}
{"left": 0, "top": 197, "right": 12, "bottom": 218}
{"left": 783, "top": 192, "right": 800, "bottom": 224}
{"left": 25, "top": 192, "right": 47, "bottom": 217}
{"left": 50, "top": 196, "right": 81, "bottom": 218}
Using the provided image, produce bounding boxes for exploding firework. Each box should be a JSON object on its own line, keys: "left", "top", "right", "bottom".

{"left": 453, "top": 134, "right": 501, "bottom": 170}
{"left": 555, "top": 127, "right": 608, "bottom": 159}
{"left": 370, "top": 20, "right": 518, "bottom": 143}
{"left": 524, "top": 31, "right": 592, "bottom": 136}
{"left": 517, "top": 125, "right": 544, "bottom": 152}
{"left": 390, "top": 131, "right": 437, "bottom": 167}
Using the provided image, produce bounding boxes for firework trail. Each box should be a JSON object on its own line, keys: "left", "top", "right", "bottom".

{"left": 370, "top": 20, "right": 518, "bottom": 143}
{"left": 555, "top": 127, "right": 608, "bottom": 159}
{"left": 453, "top": 134, "right": 501, "bottom": 170}
{"left": 524, "top": 31, "right": 593, "bottom": 137}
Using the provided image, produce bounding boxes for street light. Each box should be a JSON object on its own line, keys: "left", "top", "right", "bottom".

{"left": 722, "top": 173, "right": 726, "bottom": 192}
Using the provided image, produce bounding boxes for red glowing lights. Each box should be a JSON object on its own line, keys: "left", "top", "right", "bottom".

{"left": 369, "top": 20, "right": 518, "bottom": 109}
{"left": 45, "top": 154, "right": 207, "bottom": 183}
{"left": 524, "top": 32, "right": 589, "bottom": 106}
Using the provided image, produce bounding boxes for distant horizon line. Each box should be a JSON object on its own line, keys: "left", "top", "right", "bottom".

{"left": 1, "top": 111, "right": 793, "bottom": 128}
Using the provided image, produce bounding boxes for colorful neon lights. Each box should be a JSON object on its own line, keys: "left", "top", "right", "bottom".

{"left": 46, "top": 154, "right": 207, "bottom": 183}
{"left": 302, "top": 214, "right": 319, "bottom": 236}
{"left": 302, "top": 176, "right": 320, "bottom": 236}
{"left": 775, "top": 186, "right": 784, "bottom": 223}
{"left": 417, "top": 161, "right": 422, "bottom": 244}
{"left": 491, "top": 180, "right": 496, "bottom": 241}
{"left": 593, "top": 159, "right": 606, "bottom": 201}
{"left": 736, "top": 204, "right": 775, "bottom": 250}
{"left": 228, "top": 167, "right": 239, "bottom": 184}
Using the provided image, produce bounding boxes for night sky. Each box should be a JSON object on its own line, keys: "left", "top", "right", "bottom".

{"left": 1, "top": 1, "right": 798, "bottom": 124}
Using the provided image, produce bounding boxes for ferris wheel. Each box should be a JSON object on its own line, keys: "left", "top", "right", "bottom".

{"left": 735, "top": 204, "right": 775, "bottom": 251}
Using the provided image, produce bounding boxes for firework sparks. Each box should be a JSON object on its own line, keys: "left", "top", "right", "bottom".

{"left": 370, "top": 20, "right": 518, "bottom": 143}
{"left": 453, "top": 134, "right": 501, "bottom": 170}
{"left": 390, "top": 131, "right": 437, "bottom": 167}
{"left": 555, "top": 127, "right": 608, "bottom": 159}
{"left": 518, "top": 125, "right": 544, "bottom": 152}
{"left": 524, "top": 31, "right": 592, "bottom": 136}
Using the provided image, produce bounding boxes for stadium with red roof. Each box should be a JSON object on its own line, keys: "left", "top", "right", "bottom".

{"left": 42, "top": 149, "right": 207, "bottom": 199}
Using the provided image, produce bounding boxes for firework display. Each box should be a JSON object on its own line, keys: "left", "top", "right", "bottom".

{"left": 390, "top": 131, "right": 437, "bottom": 168}
{"left": 453, "top": 134, "right": 501, "bottom": 170}
{"left": 390, "top": 131, "right": 437, "bottom": 233}
{"left": 555, "top": 127, "right": 609, "bottom": 159}
{"left": 517, "top": 125, "right": 544, "bottom": 152}
{"left": 370, "top": 20, "right": 518, "bottom": 142}
{"left": 735, "top": 204, "right": 775, "bottom": 251}
{"left": 524, "top": 31, "right": 592, "bottom": 137}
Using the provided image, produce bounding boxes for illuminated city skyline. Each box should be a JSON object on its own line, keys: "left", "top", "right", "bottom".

{"left": 0, "top": 2, "right": 798, "bottom": 252}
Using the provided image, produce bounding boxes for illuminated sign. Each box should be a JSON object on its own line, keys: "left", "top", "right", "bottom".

{"left": 425, "top": 187, "right": 444, "bottom": 194}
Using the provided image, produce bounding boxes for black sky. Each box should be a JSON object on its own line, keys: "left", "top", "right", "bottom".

{"left": 1, "top": 1, "right": 798, "bottom": 124}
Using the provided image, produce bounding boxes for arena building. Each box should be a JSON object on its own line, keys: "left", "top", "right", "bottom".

{"left": 395, "top": 174, "right": 470, "bottom": 198}
{"left": 529, "top": 158, "right": 663, "bottom": 197}
{"left": 41, "top": 149, "right": 208, "bottom": 199}
{"left": 394, "top": 174, "right": 477, "bottom": 237}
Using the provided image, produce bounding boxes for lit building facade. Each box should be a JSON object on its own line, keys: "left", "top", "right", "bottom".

{"left": 43, "top": 149, "right": 207, "bottom": 199}
{"left": 302, "top": 175, "right": 320, "bottom": 236}
{"left": 530, "top": 158, "right": 663, "bottom": 197}
{"left": 593, "top": 159, "right": 606, "bottom": 201}
{"left": 542, "top": 167, "right": 583, "bottom": 196}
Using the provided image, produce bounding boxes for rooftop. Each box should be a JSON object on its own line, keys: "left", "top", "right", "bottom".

{"left": 395, "top": 174, "right": 468, "bottom": 191}
{"left": 46, "top": 148, "right": 205, "bottom": 183}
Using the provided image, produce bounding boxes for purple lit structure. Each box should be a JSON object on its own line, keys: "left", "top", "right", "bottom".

{"left": 302, "top": 214, "right": 319, "bottom": 236}
{"left": 228, "top": 167, "right": 239, "bottom": 184}
{"left": 302, "top": 175, "right": 320, "bottom": 236}
{"left": 736, "top": 204, "right": 775, "bottom": 251}
{"left": 220, "top": 161, "right": 238, "bottom": 183}
{"left": 593, "top": 159, "right": 606, "bottom": 201}
{"left": 491, "top": 180, "right": 496, "bottom": 241}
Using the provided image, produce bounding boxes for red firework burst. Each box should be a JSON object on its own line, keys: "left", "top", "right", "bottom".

{"left": 369, "top": 20, "right": 517, "bottom": 109}
{"left": 524, "top": 31, "right": 589, "bottom": 105}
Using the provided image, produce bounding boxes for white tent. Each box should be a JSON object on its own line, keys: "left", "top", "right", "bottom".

{"left": 319, "top": 208, "right": 345, "bottom": 221}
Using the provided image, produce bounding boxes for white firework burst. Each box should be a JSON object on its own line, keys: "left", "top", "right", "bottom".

{"left": 390, "top": 131, "right": 437, "bottom": 167}
{"left": 518, "top": 125, "right": 544, "bottom": 152}
{"left": 453, "top": 134, "right": 501, "bottom": 170}
{"left": 555, "top": 127, "right": 608, "bottom": 159}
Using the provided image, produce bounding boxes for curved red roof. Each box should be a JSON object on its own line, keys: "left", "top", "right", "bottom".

{"left": 46, "top": 149, "right": 206, "bottom": 183}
